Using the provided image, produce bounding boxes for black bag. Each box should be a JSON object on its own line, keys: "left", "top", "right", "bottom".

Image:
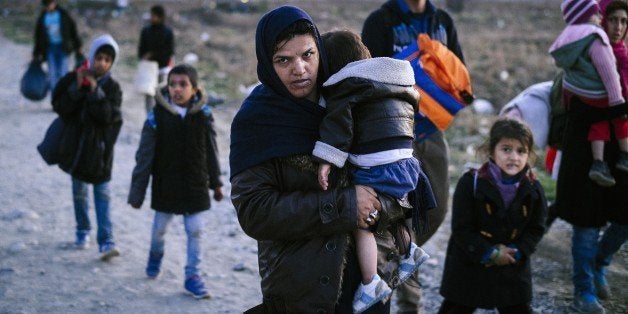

{"left": 20, "top": 61, "right": 49, "bottom": 101}
{"left": 37, "top": 117, "right": 64, "bottom": 165}
{"left": 547, "top": 71, "right": 567, "bottom": 149}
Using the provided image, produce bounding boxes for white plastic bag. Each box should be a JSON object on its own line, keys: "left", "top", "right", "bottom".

{"left": 134, "top": 60, "right": 159, "bottom": 96}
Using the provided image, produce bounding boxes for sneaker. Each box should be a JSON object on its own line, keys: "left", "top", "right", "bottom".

{"left": 75, "top": 230, "right": 90, "bottom": 250}
{"left": 184, "top": 275, "right": 211, "bottom": 299}
{"left": 571, "top": 293, "right": 606, "bottom": 314}
{"left": 353, "top": 274, "right": 392, "bottom": 314}
{"left": 594, "top": 267, "right": 611, "bottom": 300}
{"left": 99, "top": 242, "right": 120, "bottom": 261}
{"left": 616, "top": 152, "right": 628, "bottom": 172}
{"left": 588, "top": 160, "right": 616, "bottom": 187}
{"left": 398, "top": 243, "right": 430, "bottom": 283}
{"left": 145, "top": 251, "right": 164, "bottom": 278}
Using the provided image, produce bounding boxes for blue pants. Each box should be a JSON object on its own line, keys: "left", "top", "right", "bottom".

{"left": 571, "top": 223, "right": 628, "bottom": 297}
{"left": 47, "top": 43, "right": 69, "bottom": 91}
{"left": 71, "top": 177, "right": 113, "bottom": 247}
{"left": 352, "top": 158, "right": 421, "bottom": 199}
{"left": 149, "top": 211, "right": 206, "bottom": 279}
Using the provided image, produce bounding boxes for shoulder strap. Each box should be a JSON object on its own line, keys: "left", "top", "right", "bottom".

{"left": 147, "top": 109, "right": 156, "bottom": 129}
{"left": 473, "top": 169, "right": 479, "bottom": 197}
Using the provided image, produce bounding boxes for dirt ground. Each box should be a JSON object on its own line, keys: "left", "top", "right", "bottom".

{"left": 0, "top": 1, "right": 626, "bottom": 313}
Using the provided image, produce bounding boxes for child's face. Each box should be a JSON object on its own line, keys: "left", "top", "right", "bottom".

{"left": 491, "top": 138, "right": 529, "bottom": 177}
{"left": 92, "top": 52, "right": 113, "bottom": 77}
{"left": 606, "top": 9, "right": 628, "bottom": 44}
{"left": 168, "top": 74, "right": 197, "bottom": 107}
{"left": 590, "top": 12, "right": 602, "bottom": 26}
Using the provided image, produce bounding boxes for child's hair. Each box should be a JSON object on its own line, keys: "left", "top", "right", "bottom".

{"left": 168, "top": 64, "right": 199, "bottom": 89}
{"left": 322, "top": 30, "right": 372, "bottom": 75}
{"left": 150, "top": 5, "right": 166, "bottom": 18}
{"left": 95, "top": 45, "right": 116, "bottom": 61}
{"left": 606, "top": 0, "right": 628, "bottom": 17}
{"left": 479, "top": 118, "right": 537, "bottom": 165}
{"left": 274, "top": 20, "right": 317, "bottom": 55}
{"left": 41, "top": 0, "right": 55, "bottom": 6}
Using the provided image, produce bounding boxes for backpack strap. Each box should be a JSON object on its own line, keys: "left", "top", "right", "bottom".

{"left": 473, "top": 169, "right": 479, "bottom": 197}
{"left": 147, "top": 109, "right": 156, "bottom": 129}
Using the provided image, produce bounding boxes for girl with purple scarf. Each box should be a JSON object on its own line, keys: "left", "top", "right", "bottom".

{"left": 438, "top": 118, "right": 547, "bottom": 313}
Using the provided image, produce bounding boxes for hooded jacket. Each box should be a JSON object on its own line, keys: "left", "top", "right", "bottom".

{"left": 128, "top": 87, "right": 222, "bottom": 214}
{"left": 313, "top": 57, "right": 418, "bottom": 168}
{"left": 229, "top": 6, "right": 405, "bottom": 312}
{"left": 52, "top": 34, "right": 122, "bottom": 184}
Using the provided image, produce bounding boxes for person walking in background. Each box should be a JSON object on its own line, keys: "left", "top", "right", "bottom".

{"left": 550, "top": 0, "right": 628, "bottom": 188}
{"left": 314, "top": 29, "right": 432, "bottom": 313}
{"left": 52, "top": 34, "right": 122, "bottom": 261}
{"left": 361, "top": 0, "right": 464, "bottom": 311}
{"left": 439, "top": 118, "right": 547, "bottom": 314}
{"left": 33, "top": 0, "right": 82, "bottom": 91}
{"left": 128, "top": 64, "right": 223, "bottom": 299}
{"left": 230, "top": 6, "right": 410, "bottom": 312}
{"left": 138, "top": 5, "right": 175, "bottom": 113}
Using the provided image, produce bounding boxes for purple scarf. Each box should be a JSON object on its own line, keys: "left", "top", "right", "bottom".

{"left": 487, "top": 160, "right": 521, "bottom": 209}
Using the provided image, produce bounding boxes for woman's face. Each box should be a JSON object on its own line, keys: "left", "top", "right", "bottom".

{"left": 606, "top": 9, "right": 628, "bottom": 44}
{"left": 272, "top": 34, "right": 319, "bottom": 102}
{"left": 491, "top": 138, "right": 529, "bottom": 177}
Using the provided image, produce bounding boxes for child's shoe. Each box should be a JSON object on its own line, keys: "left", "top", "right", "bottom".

{"left": 615, "top": 151, "right": 628, "bottom": 173}
{"left": 594, "top": 266, "right": 611, "bottom": 300}
{"left": 184, "top": 275, "right": 211, "bottom": 299}
{"left": 145, "top": 251, "right": 164, "bottom": 278}
{"left": 99, "top": 242, "right": 120, "bottom": 261}
{"left": 75, "top": 230, "right": 90, "bottom": 250}
{"left": 352, "top": 274, "right": 392, "bottom": 314}
{"left": 588, "top": 160, "right": 616, "bottom": 187}
{"left": 398, "top": 243, "right": 429, "bottom": 283}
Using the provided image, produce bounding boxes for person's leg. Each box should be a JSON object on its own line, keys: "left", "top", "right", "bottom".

{"left": 183, "top": 212, "right": 205, "bottom": 279}
{"left": 183, "top": 211, "right": 210, "bottom": 299}
{"left": 149, "top": 211, "right": 173, "bottom": 254}
{"left": 93, "top": 181, "right": 113, "bottom": 246}
{"left": 47, "top": 44, "right": 69, "bottom": 91}
{"left": 146, "top": 211, "right": 172, "bottom": 277}
{"left": 397, "top": 131, "right": 450, "bottom": 313}
{"left": 337, "top": 248, "right": 391, "bottom": 314}
{"left": 613, "top": 117, "right": 628, "bottom": 171}
{"left": 71, "top": 177, "right": 91, "bottom": 238}
{"left": 594, "top": 222, "right": 628, "bottom": 299}
{"left": 355, "top": 229, "right": 378, "bottom": 284}
{"left": 571, "top": 226, "right": 605, "bottom": 312}
{"left": 437, "top": 299, "right": 475, "bottom": 314}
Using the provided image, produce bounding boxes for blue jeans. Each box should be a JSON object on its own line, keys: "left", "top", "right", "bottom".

{"left": 47, "top": 43, "right": 69, "bottom": 91}
{"left": 72, "top": 177, "right": 113, "bottom": 246}
{"left": 596, "top": 222, "right": 628, "bottom": 267}
{"left": 150, "top": 211, "right": 205, "bottom": 278}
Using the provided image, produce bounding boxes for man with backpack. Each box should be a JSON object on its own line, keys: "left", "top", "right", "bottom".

{"left": 362, "top": 0, "right": 466, "bottom": 312}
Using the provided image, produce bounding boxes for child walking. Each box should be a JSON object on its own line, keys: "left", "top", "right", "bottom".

{"left": 313, "top": 30, "right": 431, "bottom": 313}
{"left": 52, "top": 34, "right": 122, "bottom": 261}
{"left": 127, "top": 64, "right": 223, "bottom": 299}
{"left": 438, "top": 118, "right": 547, "bottom": 313}
{"left": 550, "top": 0, "right": 628, "bottom": 187}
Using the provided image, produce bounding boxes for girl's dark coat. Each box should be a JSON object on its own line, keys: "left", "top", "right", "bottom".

{"left": 439, "top": 166, "right": 547, "bottom": 308}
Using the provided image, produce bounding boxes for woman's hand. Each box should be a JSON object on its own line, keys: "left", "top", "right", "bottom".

{"left": 355, "top": 185, "right": 381, "bottom": 229}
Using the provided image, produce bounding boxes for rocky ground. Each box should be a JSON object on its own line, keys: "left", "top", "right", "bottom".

{"left": 0, "top": 1, "right": 626, "bottom": 313}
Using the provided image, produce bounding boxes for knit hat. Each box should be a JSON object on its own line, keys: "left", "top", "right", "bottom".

{"left": 561, "top": 0, "right": 601, "bottom": 24}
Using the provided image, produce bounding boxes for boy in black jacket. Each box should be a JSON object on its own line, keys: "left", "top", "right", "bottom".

{"left": 52, "top": 34, "right": 122, "bottom": 261}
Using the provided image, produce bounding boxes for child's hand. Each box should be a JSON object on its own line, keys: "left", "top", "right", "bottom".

{"left": 213, "top": 186, "right": 224, "bottom": 202}
{"left": 318, "top": 163, "right": 331, "bottom": 190}
{"left": 493, "top": 244, "right": 517, "bottom": 266}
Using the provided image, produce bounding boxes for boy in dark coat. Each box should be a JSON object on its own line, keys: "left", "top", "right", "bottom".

{"left": 52, "top": 34, "right": 122, "bottom": 261}
{"left": 128, "top": 64, "right": 223, "bottom": 299}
